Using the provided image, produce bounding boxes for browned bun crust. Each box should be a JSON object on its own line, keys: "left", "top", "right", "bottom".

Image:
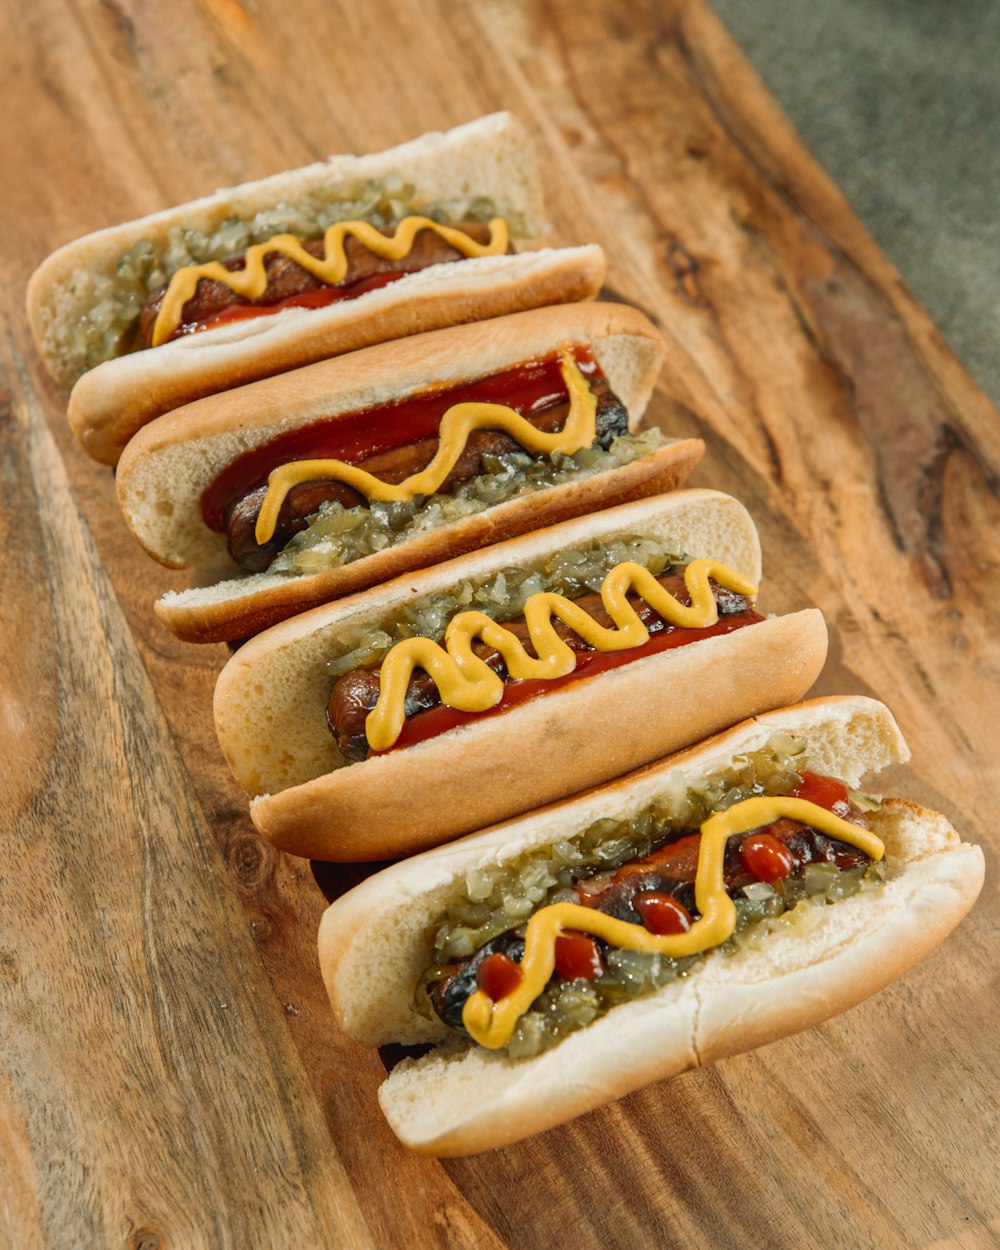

{"left": 252, "top": 609, "right": 827, "bottom": 860}
{"left": 215, "top": 488, "right": 764, "bottom": 790}
{"left": 29, "top": 111, "right": 594, "bottom": 464}
{"left": 385, "top": 813, "right": 983, "bottom": 1156}
{"left": 213, "top": 488, "right": 826, "bottom": 859}
{"left": 69, "top": 247, "right": 605, "bottom": 465}
{"left": 690, "top": 800, "right": 979, "bottom": 1062}
{"left": 155, "top": 439, "right": 704, "bottom": 644}
{"left": 120, "top": 302, "right": 670, "bottom": 567}
{"left": 315, "top": 696, "right": 984, "bottom": 1155}
{"left": 116, "top": 302, "right": 694, "bottom": 643}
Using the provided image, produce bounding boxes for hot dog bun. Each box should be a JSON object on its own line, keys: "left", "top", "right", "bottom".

{"left": 27, "top": 112, "right": 604, "bottom": 464}
{"left": 117, "top": 302, "right": 705, "bottom": 643}
{"left": 317, "top": 696, "right": 984, "bottom": 1155}
{"left": 214, "top": 489, "right": 828, "bottom": 860}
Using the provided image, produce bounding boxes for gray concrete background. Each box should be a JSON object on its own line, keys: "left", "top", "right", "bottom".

{"left": 712, "top": 0, "right": 1000, "bottom": 409}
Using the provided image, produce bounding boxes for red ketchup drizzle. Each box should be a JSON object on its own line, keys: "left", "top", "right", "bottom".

{"left": 791, "top": 771, "right": 853, "bottom": 818}
{"left": 373, "top": 609, "right": 764, "bottom": 756}
{"left": 741, "top": 773, "right": 861, "bottom": 880}
{"left": 740, "top": 832, "right": 797, "bottom": 882}
{"left": 632, "top": 891, "right": 693, "bottom": 934}
{"left": 554, "top": 931, "right": 604, "bottom": 981}
{"left": 477, "top": 952, "right": 523, "bottom": 1002}
{"left": 173, "top": 271, "right": 405, "bottom": 343}
{"left": 200, "top": 349, "right": 599, "bottom": 532}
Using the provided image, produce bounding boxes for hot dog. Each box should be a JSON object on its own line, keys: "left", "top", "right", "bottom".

{"left": 116, "top": 303, "right": 705, "bottom": 643}
{"left": 317, "top": 696, "right": 984, "bottom": 1155}
{"left": 26, "top": 112, "right": 605, "bottom": 465}
{"left": 213, "top": 489, "right": 829, "bottom": 860}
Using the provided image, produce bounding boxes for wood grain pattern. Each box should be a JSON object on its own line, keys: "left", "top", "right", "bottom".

{"left": 2, "top": 0, "right": 998, "bottom": 1246}
{"left": 0, "top": 346, "right": 376, "bottom": 1247}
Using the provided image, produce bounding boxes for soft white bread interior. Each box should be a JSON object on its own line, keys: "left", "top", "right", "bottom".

{"left": 28, "top": 112, "right": 605, "bottom": 465}
{"left": 118, "top": 302, "right": 668, "bottom": 570}
{"left": 251, "top": 610, "right": 825, "bottom": 860}
{"left": 69, "top": 247, "right": 605, "bottom": 466}
{"left": 315, "top": 697, "right": 984, "bottom": 1155}
{"left": 214, "top": 489, "right": 827, "bottom": 858}
{"left": 153, "top": 436, "right": 702, "bottom": 644}
{"left": 216, "top": 488, "right": 763, "bottom": 794}
{"left": 29, "top": 113, "right": 547, "bottom": 389}
{"left": 121, "top": 303, "right": 705, "bottom": 643}
{"left": 321, "top": 696, "right": 912, "bottom": 1043}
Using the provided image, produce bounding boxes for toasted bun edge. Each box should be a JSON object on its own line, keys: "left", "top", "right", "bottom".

{"left": 76, "top": 247, "right": 607, "bottom": 464}
{"left": 252, "top": 609, "right": 827, "bottom": 861}
{"left": 316, "top": 697, "right": 981, "bottom": 1153}
{"left": 29, "top": 112, "right": 548, "bottom": 390}
{"left": 214, "top": 488, "right": 763, "bottom": 796}
{"left": 117, "top": 299, "right": 665, "bottom": 564}
{"left": 317, "top": 694, "right": 913, "bottom": 1045}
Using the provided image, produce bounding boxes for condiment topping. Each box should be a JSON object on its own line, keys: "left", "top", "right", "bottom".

{"left": 740, "top": 832, "right": 797, "bottom": 882}
{"left": 151, "top": 215, "right": 510, "bottom": 346}
{"left": 461, "top": 796, "right": 885, "bottom": 1049}
{"left": 368, "top": 609, "right": 760, "bottom": 757}
{"left": 553, "top": 932, "right": 604, "bottom": 981}
{"left": 632, "top": 892, "right": 693, "bottom": 934}
{"left": 175, "top": 270, "right": 406, "bottom": 337}
{"left": 253, "top": 347, "right": 596, "bottom": 546}
{"left": 364, "top": 557, "right": 758, "bottom": 752}
{"left": 201, "top": 350, "right": 601, "bottom": 534}
{"left": 476, "top": 953, "right": 524, "bottom": 1002}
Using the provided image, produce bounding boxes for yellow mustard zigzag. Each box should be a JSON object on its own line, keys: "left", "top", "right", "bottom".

{"left": 151, "top": 215, "right": 510, "bottom": 346}
{"left": 364, "top": 556, "right": 758, "bottom": 752}
{"left": 462, "top": 795, "right": 885, "bottom": 1048}
{"left": 252, "top": 347, "right": 597, "bottom": 546}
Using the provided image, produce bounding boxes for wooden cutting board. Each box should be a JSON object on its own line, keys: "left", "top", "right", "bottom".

{"left": 2, "top": 0, "right": 998, "bottom": 1246}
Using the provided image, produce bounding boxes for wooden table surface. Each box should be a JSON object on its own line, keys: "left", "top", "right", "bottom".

{"left": 2, "top": 1, "right": 999, "bottom": 1247}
